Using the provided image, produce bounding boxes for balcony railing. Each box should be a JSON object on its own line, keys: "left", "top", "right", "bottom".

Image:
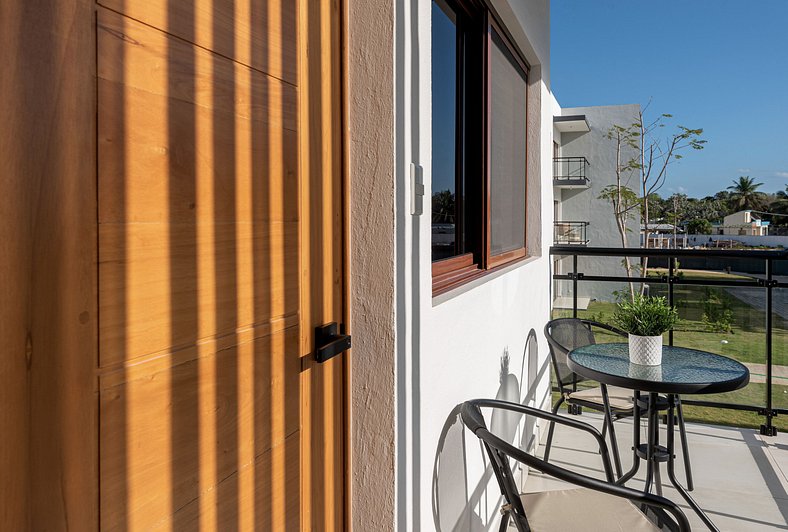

{"left": 553, "top": 156, "right": 590, "bottom": 188}
{"left": 554, "top": 221, "right": 589, "bottom": 245}
{"left": 550, "top": 245, "right": 788, "bottom": 435}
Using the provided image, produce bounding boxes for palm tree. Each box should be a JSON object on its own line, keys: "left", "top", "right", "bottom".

{"left": 727, "top": 176, "right": 766, "bottom": 210}
{"left": 432, "top": 190, "right": 456, "bottom": 223}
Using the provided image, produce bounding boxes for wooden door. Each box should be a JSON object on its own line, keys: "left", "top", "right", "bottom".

{"left": 96, "top": 0, "right": 346, "bottom": 530}
{"left": 299, "top": 0, "right": 348, "bottom": 530}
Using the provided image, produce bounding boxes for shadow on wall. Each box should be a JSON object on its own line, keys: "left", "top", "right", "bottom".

{"left": 431, "top": 330, "right": 550, "bottom": 531}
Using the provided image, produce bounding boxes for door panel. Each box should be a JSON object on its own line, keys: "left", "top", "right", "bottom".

{"left": 97, "top": 0, "right": 346, "bottom": 530}
{"left": 299, "top": 0, "right": 347, "bottom": 530}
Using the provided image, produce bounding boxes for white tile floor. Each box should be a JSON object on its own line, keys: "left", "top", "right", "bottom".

{"left": 526, "top": 411, "right": 788, "bottom": 531}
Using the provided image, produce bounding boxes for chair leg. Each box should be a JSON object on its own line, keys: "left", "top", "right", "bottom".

{"left": 676, "top": 395, "right": 694, "bottom": 491}
{"left": 600, "top": 384, "right": 623, "bottom": 479}
{"left": 498, "top": 512, "right": 510, "bottom": 532}
{"left": 543, "top": 396, "right": 565, "bottom": 463}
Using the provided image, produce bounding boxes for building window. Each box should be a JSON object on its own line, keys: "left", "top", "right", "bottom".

{"left": 431, "top": 0, "right": 529, "bottom": 294}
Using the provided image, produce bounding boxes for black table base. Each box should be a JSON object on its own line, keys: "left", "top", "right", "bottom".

{"left": 618, "top": 391, "right": 719, "bottom": 532}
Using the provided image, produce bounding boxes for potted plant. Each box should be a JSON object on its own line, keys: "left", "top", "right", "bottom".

{"left": 612, "top": 295, "right": 679, "bottom": 366}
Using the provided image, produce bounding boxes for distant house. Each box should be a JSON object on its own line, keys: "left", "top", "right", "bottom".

{"left": 716, "top": 210, "right": 770, "bottom": 236}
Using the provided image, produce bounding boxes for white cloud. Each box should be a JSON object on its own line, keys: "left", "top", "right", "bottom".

{"left": 775, "top": 171, "right": 788, "bottom": 178}
{"left": 737, "top": 168, "right": 751, "bottom": 173}
{"left": 677, "top": 186, "right": 687, "bottom": 193}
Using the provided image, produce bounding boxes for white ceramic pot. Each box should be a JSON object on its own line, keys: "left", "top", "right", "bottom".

{"left": 628, "top": 333, "right": 663, "bottom": 366}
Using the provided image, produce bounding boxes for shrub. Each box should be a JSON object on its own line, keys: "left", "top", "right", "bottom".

{"left": 702, "top": 288, "right": 734, "bottom": 333}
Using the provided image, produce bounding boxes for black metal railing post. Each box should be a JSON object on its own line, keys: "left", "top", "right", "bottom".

{"left": 763, "top": 258, "right": 777, "bottom": 436}
{"left": 668, "top": 256, "right": 675, "bottom": 347}
{"left": 573, "top": 254, "right": 578, "bottom": 319}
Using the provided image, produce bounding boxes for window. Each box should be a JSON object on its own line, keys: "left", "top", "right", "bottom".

{"left": 431, "top": 0, "right": 529, "bottom": 294}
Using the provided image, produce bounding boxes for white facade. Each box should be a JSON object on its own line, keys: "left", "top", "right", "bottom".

{"left": 394, "top": 1, "right": 554, "bottom": 530}
{"left": 720, "top": 210, "right": 770, "bottom": 236}
{"left": 552, "top": 104, "right": 642, "bottom": 302}
{"left": 356, "top": 1, "right": 652, "bottom": 528}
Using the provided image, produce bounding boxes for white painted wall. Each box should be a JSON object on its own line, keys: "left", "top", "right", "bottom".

{"left": 395, "top": 1, "right": 554, "bottom": 530}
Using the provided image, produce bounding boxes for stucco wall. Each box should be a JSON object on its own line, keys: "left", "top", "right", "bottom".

{"left": 558, "top": 104, "right": 642, "bottom": 302}
{"left": 348, "top": 0, "right": 397, "bottom": 529}
{"left": 399, "top": 1, "right": 554, "bottom": 530}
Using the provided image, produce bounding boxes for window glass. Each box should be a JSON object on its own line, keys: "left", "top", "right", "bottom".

{"left": 431, "top": 0, "right": 459, "bottom": 261}
{"left": 489, "top": 29, "right": 527, "bottom": 256}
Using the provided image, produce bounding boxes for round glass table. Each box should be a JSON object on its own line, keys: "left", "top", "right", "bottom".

{"left": 568, "top": 343, "right": 749, "bottom": 395}
{"left": 567, "top": 343, "right": 750, "bottom": 532}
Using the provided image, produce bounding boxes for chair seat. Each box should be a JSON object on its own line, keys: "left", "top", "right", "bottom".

{"left": 521, "top": 488, "right": 660, "bottom": 531}
{"left": 568, "top": 385, "right": 634, "bottom": 411}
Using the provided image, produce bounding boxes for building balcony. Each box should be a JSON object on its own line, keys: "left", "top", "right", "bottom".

{"left": 554, "top": 221, "right": 589, "bottom": 245}
{"left": 553, "top": 156, "right": 590, "bottom": 188}
{"left": 541, "top": 245, "right": 788, "bottom": 529}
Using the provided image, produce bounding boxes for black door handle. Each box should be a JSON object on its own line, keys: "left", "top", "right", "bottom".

{"left": 314, "top": 322, "right": 351, "bottom": 363}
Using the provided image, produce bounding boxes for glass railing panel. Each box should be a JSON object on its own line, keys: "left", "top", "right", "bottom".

{"left": 669, "top": 284, "right": 767, "bottom": 429}
{"left": 771, "top": 287, "right": 788, "bottom": 433}
{"left": 549, "top": 247, "right": 787, "bottom": 432}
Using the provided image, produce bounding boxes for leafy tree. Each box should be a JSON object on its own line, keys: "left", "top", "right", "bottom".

{"left": 606, "top": 108, "right": 705, "bottom": 289}
{"left": 645, "top": 193, "right": 668, "bottom": 221}
{"left": 686, "top": 218, "right": 712, "bottom": 234}
{"left": 766, "top": 184, "right": 788, "bottom": 227}
{"left": 626, "top": 110, "right": 705, "bottom": 245}
{"left": 727, "top": 176, "right": 766, "bottom": 211}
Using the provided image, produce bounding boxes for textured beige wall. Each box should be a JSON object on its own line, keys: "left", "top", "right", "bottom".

{"left": 347, "top": 0, "right": 397, "bottom": 529}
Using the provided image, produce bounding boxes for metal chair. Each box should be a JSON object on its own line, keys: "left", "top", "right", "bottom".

{"left": 460, "top": 399, "right": 691, "bottom": 532}
{"left": 544, "top": 318, "right": 694, "bottom": 489}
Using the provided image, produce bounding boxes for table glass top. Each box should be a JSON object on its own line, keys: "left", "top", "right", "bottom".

{"left": 568, "top": 343, "right": 749, "bottom": 393}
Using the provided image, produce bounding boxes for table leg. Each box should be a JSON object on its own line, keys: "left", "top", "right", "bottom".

{"left": 617, "top": 389, "right": 641, "bottom": 485}
{"left": 643, "top": 392, "right": 660, "bottom": 494}
{"left": 666, "top": 394, "right": 720, "bottom": 532}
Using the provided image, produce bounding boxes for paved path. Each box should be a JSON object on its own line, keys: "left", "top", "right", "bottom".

{"left": 744, "top": 362, "right": 788, "bottom": 385}
{"left": 725, "top": 272, "right": 788, "bottom": 320}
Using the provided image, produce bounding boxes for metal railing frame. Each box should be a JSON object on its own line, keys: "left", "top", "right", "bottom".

{"left": 554, "top": 221, "right": 589, "bottom": 245}
{"left": 553, "top": 156, "right": 590, "bottom": 183}
{"left": 550, "top": 245, "right": 787, "bottom": 436}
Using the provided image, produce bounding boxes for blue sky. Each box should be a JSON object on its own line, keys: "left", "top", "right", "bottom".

{"left": 551, "top": 1, "right": 788, "bottom": 198}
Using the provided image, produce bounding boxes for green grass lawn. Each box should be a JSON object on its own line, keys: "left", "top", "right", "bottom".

{"left": 552, "top": 275, "right": 788, "bottom": 431}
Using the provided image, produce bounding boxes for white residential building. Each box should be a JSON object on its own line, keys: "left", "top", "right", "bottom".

{"left": 552, "top": 104, "right": 642, "bottom": 303}
{"left": 718, "top": 210, "right": 770, "bottom": 236}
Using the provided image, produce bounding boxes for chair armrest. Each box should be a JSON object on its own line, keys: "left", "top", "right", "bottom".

{"left": 464, "top": 398, "right": 614, "bottom": 478}
{"left": 461, "top": 400, "right": 691, "bottom": 532}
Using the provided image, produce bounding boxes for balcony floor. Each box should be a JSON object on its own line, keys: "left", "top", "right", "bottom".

{"left": 527, "top": 411, "right": 788, "bottom": 531}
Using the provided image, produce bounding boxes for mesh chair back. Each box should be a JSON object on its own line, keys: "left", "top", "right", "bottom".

{"left": 545, "top": 318, "right": 596, "bottom": 389}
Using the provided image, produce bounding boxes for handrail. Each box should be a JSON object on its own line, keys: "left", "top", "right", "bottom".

{"left": 549, "top": 245, "right": 785, "bottom": 436}
{"left": 551, "top": 245, "right": 788, "bottom": 259}
{"left": 553, "top": 156, "right": 590, "bottom": 165}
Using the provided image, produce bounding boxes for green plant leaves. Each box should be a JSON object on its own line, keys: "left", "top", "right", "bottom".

{"left": 612, "top": 295, "right": 680, "bottom": 337}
